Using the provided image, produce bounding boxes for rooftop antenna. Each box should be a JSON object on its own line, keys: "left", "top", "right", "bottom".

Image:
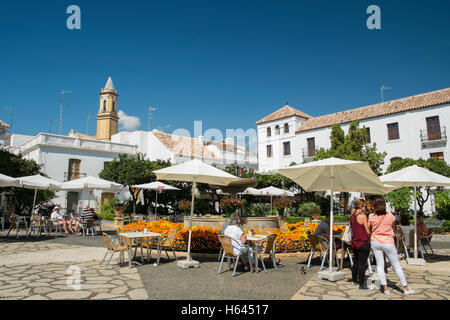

{"left": 49, "top": 120, "right": 58, "bottom": 133}
{"left": 86, "top": 114, "right": 93, "bottom": 135}
{"left": 4, "top": 106, "right": 14, "bottom": 133}
{"left": 380, "top": 85, "right": 390, "bottom": 102}
{"left": 148, "top": 107, "right": 156, "bottom": 131}
{"left": 59, "top": 90, "right": 72, "bottom": 135}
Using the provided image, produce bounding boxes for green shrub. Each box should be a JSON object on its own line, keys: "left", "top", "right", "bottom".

{"left": 435, "top": 190, "right": 450, "bottom": 220}
{"left": 98, "top": 198, "right": 117, "bottom": 221}
{"left": 297, "top": 202, "right": 321, "bottom": 217}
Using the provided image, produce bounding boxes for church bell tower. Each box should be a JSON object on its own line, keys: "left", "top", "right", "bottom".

{"left": 96, "top": 77, "right": 119, "bottom": 141}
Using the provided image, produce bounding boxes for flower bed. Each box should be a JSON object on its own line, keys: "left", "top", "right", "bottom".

{"left": 117, "top": 220, "right": 346, "bottom": 254}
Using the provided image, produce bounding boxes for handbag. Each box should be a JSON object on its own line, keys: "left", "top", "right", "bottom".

{"left": 342, "top": 225, "right": 352, "bottom": 245}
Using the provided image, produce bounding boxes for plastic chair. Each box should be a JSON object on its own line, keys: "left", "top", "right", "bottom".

{"left": 7, "top": 215, "right": 28, "bottom": 238}
{"left": 217, "top": 235, "right": 251, "bottom": 277}
{"left": 100, "top": 233, "right": 129, "bottom": 270}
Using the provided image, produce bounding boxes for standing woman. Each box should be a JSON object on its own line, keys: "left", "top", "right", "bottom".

{"left": 369, "top": 197, "right": 414, "bottom": 295}
{"left": 350, "top": 199, "right": 372, "bottom": 290}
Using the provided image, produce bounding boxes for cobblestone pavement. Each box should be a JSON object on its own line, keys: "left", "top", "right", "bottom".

{"left": 292, "top": 235, "right": 450, "bottom": 300}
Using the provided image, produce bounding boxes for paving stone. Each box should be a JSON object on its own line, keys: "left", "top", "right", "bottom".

{"left": 111, "top": 286, "right": 129, "bottom": 295}
{"left": 0, "top": 288, "right": 31, "bottom": 298}
{"left": 126, "top": 280, "right": 144, "bottom": 289}
{"left": 33, "top": 287, "right": 57, "bottom": 294}
{"left": 123, "top": 273, "right": 141, "bottom": 280}
{"left": 23, "top": 295, "right": 48, "bottom": 300}
{"left": 322, "top": 295, "right": 349, "bottom": 300}
{"left": 127, "top": 288, "right": 148, "bottom": 300}
{"left": 47, "top": 290, "right": 92, "bottom": 300}
{"left": 92, "top": 293, "right": 123, "bottom": 300}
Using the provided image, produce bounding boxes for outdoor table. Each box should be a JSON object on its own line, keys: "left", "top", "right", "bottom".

{"left": 119, "top": 231, "right": 161, "bottom": 268}
{"left": 247, "top": 234, "right": 267, "bottom": 272}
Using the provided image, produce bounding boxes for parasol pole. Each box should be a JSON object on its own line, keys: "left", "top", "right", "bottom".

{"left": 413, "top": 186, "right": 418, "bottom": 259}
{"left": 155, "top": 190, "right": 158, "bottom": 222}
{"left": 32, "top": 188, "right": 37, "bottom": 214}
{"left": 187, "top": 181, "right": 196, "bottom": 262}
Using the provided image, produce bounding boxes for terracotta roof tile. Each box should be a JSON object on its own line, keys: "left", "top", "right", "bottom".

{"left": 296, "top": 87, "right": 450, "bottom": 133}
{"left": 256, "top": 105, "right": 312, "bottom": 125}
{"left": 152, "top": 131, "right": 218, "bottom": 160}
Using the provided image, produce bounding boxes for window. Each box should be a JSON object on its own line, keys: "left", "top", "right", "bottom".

{"left": 267, "top": 145, "right": 273, "bottom": 158}
{"left": 365, "top": 127, "right": 371, "bottom": 143}
{"left": 267, "top": 127, "right": 271, "bottom": 137}
{"left": 284, "top": 123, "right": 289, "bottom": 134}
{"left": 102, "top": 100, "right": 106, "bottom": 112}
{"left": 426, "top": 116, "right": 441, "bottom": 140}
{"left": 307, "top": 138, "right": 315, "bottom": 156}
{"left": 283, "top": 141, "right": 291, "bottom": 156}
{"left": 387, "top": 123, "right": 399, "bottom": 140}
{"left": 275, "top": 125, "right": 280, "bottom": 135}
{"left": 430, "top": 152, "right": 444, "bottom": 161}
{"left": 68, "top": 159, "right": 81, "bottom": 181}
{"left": 112, "top": 101, "right": 116, "bottom": 112}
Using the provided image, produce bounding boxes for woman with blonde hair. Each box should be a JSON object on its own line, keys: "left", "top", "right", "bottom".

{"left": 350, "top": 199, "right": 372, "bottom": 290}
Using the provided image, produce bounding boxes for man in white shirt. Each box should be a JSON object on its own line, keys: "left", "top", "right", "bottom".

{"left": 223, "top": 214, "right": 250, "bottom": 269}
{"left": 50, "top": 206, "right": 71, "bottom": 233}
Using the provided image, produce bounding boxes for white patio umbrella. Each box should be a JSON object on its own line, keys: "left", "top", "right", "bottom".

{"left": 154, "top": 159, "right": 239, "bottom": 268}
{"left": 17, "top": 174, "right": 61, "bottom": 214}
{"left": 380, "top": 165, "right": 450, "bottom": 264}
{"left": 259, "top": 186, "right": 295, "bottom": 214}
{"left": 277, "top": 157, "right": 387, "bottom": 281}
{"left": 60, "top": 176, "right": 123, "bottom": 208}
{"left": 132, "top": 181, "right": 180, "bottom": 221}
{"left": 240, "top": 187, "right": 263, "bottom": 196}
{"left": 0, "top": 173, "right": 20, "bottom": 187}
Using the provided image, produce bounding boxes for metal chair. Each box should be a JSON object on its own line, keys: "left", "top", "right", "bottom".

{"left": 118, "top": 228, "right": 141, "bottom": 260}
{"left": 100, "top": 233, "right": 129, "bottom": 270}
{"left": 401, "top": 229, "right": 425, "bottom": 259}
{"left": 306, "top": 233, "right": 339, "bottom": 270}
{"left": 420, "top": 228, "right": 435, "bottom": 255}
{"left": 7, "top": 214, "right": 28, "bottom": 238}
{"left": 344, "top": 246, "right": 373, "bottom": 274}
{"left": 27, "top": 214, "right": 48, "bottom": 237}
{"left": 81, "top": 219, "right": 95, "bottom": 236}
{"left": 154, "top": 229, "right": 178, "bottom": 265}
{"left": 255, "top": 233, "right": 278, "bottom": 271}
{"left": 218, "top": 235, "right": 251, "bottom": 277}
{"left": 123, "top": 216, "right": 131, "bottom": 225}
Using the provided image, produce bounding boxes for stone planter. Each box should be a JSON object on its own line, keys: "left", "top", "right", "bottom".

{"left": 183, "top": 215, "right": 281, "bottom": 230}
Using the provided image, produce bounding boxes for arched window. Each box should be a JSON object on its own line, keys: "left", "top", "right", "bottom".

{"left": 284, "top": 123, "right": 289, "bottom": 133}
{"left": 275, "top": 125, "right": 280, "bottom": 135}
{"left": 267, "top": 127, "right": 271, "bottom": 137}
{"left": 112, "top": 101, "right": 116, "bottom": 111}
{"left": 102, "top": 100, "right": 106, "bottom": 112}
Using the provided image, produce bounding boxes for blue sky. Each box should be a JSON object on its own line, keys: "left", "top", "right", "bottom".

{"left": 0, "top": 0, "right": 449, "bottom": 143}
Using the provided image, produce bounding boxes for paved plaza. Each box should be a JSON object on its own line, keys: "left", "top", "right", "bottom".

{"left": 0, "top": 223, "right": 449, "bottom": 300}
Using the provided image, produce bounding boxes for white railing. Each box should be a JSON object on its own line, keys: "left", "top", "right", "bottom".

{"left": 13, "top": 133, "right": 138, "bottom": 155}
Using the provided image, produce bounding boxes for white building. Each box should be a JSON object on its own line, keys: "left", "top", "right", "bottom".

{"left": 256, "top": 87, "right": 450, "bottom": 214}
{"left": 257, "top": 88, "right": 450, "bottom": 173}
{"left": 10, "top": 132, "right": 138, "bottom": 213}
{"left": 112, "top": 130, "right": 258, "bottom": 169}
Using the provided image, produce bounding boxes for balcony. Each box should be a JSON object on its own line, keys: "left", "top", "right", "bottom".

{"left": 302, "top": 148, "right": 317, "bottom": 163}
{"left": 12, "top": 133, "right": 138, "bottom": 156}
{"left": 420, "top": 127, "right": 447, "bottom": 147}
{"left": 64, "top": 172, "right": 87, "bottom": 182}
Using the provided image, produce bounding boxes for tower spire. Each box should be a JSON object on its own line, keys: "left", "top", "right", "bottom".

{"left": 104, "top": 77, "right": 115, "bottom": 90}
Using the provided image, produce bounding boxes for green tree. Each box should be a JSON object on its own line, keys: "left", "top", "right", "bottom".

{"left": 314, "top": 121, "right": 387, "bottom": 214}
{"left": 0, "top": 149, "right": 55, "bottom": 214}
{"left": 385, "top": 157, "right": 450, "bottom": 215}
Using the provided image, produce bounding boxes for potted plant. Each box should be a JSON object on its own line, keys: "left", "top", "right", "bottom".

{"left": 221, "top": 198, "right": 244, "bottom": 218}
{"left": 273, "top": 197, "right": 293, "bottom": 216}
{"left": 298, "top": 202, "right": 321, "bottom": 220}
{"left": 178, "top": 199, "right": 192, "bottom": 216}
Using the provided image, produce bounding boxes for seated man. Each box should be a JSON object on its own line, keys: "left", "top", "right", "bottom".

{"left": 223, "top": 214, "right": 250, "bottom": 269}
{"left": 314, "top": 213, "right": 342, "bottom": 249}
{"left": 50, "top": 206, "right": 72, "bottom": 234}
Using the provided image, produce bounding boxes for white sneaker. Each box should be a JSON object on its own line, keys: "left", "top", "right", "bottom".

{"left": 404, "top": 289, "right": 415, "bottom": 295}
{"left": 383, "top": 290, "right": 390, "bottom": 295}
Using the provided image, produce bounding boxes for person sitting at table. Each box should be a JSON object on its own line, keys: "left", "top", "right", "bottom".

{"left": 350, "top": 199, "right": 372, "bottom": 290}
{"left": 369, "top": 197, "right": 414, "bottom": 296}
{"left": 314, "top": 213, "right": 342, "bottom": 249}
{"left": 223, "top": 214, "right": 250, "bottom": 270}
{"left": 68, "top": 210, "right": 82, "bottom": 235}
{"left": 221, "top": 213, "right": 243, "bottom": 234}
{"left": 50, "top": 206, "right": 72, "bottom": 234}
{"left": 416, "top": 215, "right": 429, "bottom": 243}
